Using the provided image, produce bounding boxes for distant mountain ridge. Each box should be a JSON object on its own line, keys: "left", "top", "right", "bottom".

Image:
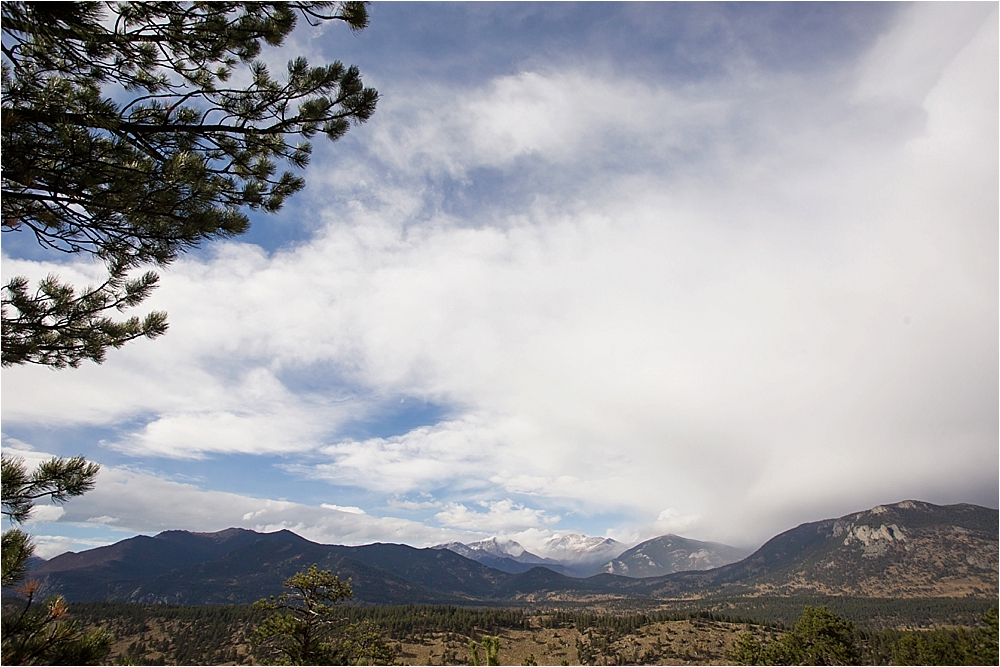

{"left": 26, "top": 501, "right": 998, "bottom": 606}
{"left": 603, "top": 534, "right": 750, "bottom": 577}
{"left": 430, "top": 538, "right": 575, "bottom": 576}
{"left": 31, "top": 529, "right": 500, "bottom": 605}
{"left": 433, "top": 533, "right": 747, "bottom": 578}
{"left": 431, "top": 534, "right": 627, "bottom": 577}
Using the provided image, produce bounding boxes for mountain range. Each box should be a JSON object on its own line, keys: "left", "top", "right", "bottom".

{"left": 431, "top": 533, "right": 748, "bottom": 578}
{"left": 24, "top": 500, "right": 998, "bottom": 606}
{"left": 430, "top": 538, "right": 576, "bottom": 576}
{"left": 431, "top": 534, "right": 633, "bottom": 577}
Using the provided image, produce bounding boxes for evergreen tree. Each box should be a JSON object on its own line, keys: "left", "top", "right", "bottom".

{"left": 2, "top": 1, "right": 378, "bottom": 368}
{"left": 728, "top": 606, "right": 860, "bottom": 666}
{"left": 885, "top": 607, "right": 1000, "bottom": 666}
{"left": 1, "top": 453, "right": 100, "bottom": 586}
{"left": 252, "top": 563, "right": 395, "bottom": 665}
{"left": 1, "top": 580, "right": 112, "bottom": 666}
{"left": 1, "top": 453, "right": 110, "bottom": 665}
{"left": 469, "top": 635, "right": 500, "bottom": 666}
{"left": 974, "top": 607, "right": 999, "bottom": 666}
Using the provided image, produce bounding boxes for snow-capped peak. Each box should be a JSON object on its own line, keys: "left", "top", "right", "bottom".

{"left": 431, "top": 537, "right": 531, "bottom": 561}
{"left": 465, "top": 537, "right": 525, "bottom": 558}
{"left": 539, "top": 534, "right": 626, "bottom": 563}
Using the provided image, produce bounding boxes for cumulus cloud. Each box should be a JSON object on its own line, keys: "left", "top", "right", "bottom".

{"left": 435, "top": 499, "right": 561, "bottom": 533}
{"left": 31, "top": 535, "right": 118, "bottom": 561}
{"left": 5, "top": 450, "right": 474, "bottom": 551}
{"left": 23, "top": 505, "right": 66, "bottom": 525}
{"left": 653, "top": 509, "right": 701, "bottom": 537}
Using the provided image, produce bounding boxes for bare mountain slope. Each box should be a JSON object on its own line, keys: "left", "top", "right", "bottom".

{"left": 602, "top": 534, "right": 750, "bottom": 578}
{"left": 621, "top": 500, "right": 999, "bottom": 600}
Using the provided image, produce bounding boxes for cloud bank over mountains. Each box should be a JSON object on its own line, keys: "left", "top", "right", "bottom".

{"left": 2, "top": 3, "right": 996, "bottom": 558}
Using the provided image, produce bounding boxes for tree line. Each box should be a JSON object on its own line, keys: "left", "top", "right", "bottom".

{"left": 728, "top": 605, "right": 999, "bottom": 666}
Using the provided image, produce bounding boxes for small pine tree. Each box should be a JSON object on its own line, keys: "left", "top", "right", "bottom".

{"left": 252, "top": 564, "right": 394, "bottom": 665}
{"left": 469, "top": 635, "right": 500, "bottom": 666}
{"left": 727, "top": 607, "right": 860, "bottom": 666}
{"left": 1, "top": 453, "right": 110, "bottom": 665}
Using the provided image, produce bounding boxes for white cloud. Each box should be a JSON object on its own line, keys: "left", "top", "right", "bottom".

{"left": 852, "top": 2, "right": 995, "bottom": 106}
{"left": 85, "top": 515, "right": 121, "bottom": 525}
{"left": 321, "top": 504, "right": 366, "bottom": 514}
{"left": 654, "top": 509, "right": 701, "bottom": 536}
{"left": 387, "top": 497, "right": 443, "bottom": 511}
{"left": 367, "top": 70, "right": 734, "bottom": 178}
{"left": 30, "top": 535, "right": 117, "bottom": 560}
{"left": 2, "top": 450, "right": 474, "bottom": 548}
{"left": 435, "top": 499, "right": 560, "bottom": 533}
{"left": 300, "top": 415, "right": 523, "bottom": 493}
{"left": 24, "top": 504, "right": 66, "bottom": 525}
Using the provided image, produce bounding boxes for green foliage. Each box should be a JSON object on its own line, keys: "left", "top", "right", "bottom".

{"left": 346, "top": 604, "right": 530, "bottom": 639}
{"left": 70, "top": 602, "right": 267, "bottom": 665}
{"left": 977, "top": 607, "right": 999, "bottom": 666}
{"left": 252, "top": 564, "right": 395, "bottom": 665}
{"left": 2, "top": 1, "right": 377, "bottom": 368}
{"left": 781, "top": 605, "right": 860, "bottom": 665}
{"left": 469, "top": 634, "right": 500, "bottom": 666}
{"left": 889, "top": 629, "right": 974, "bottom": 665}
{"left": 69, "top": 601, "right": 532, "bottom": 663}
{"left": 1, "top": 581, "right": 111, "bottom": 665}
{"left": 1, "top": 453, "right": 100, "bottom": 586}
{"left": 338, "top": 620, "right": 399, "bottom": 666}
{"left": 2, "top": 268, "right": 168, "bottom": 368}
{"left": 1, "top": 454, "right": 101, "bottom": 524}
{"left": 726, "top": 605, "right": 1000, "bottom": 666}
{"left": 1, "top": 453, "right": 107, "bottom": 664}
{"left": 728, "top": 630, "right": 767, "bottom": 665}
{"left": 728, "top": 606, "right": 860, "bottom": 665}
{"left": 879, "top": 607, "right": 999, "bottom": 666}
{"left": 2, "top": 526, "right": 33, "bottom": 588}
{"left": 642, "top": 595, "right": 997, "bottom": 631}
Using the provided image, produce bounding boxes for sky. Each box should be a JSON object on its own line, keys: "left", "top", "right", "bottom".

{"left": 2, "top": 2, "right": 998, "bottom": 561}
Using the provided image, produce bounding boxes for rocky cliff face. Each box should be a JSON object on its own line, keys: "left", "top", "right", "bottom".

{"left": 781, "top": 500, "right": 999, "bottom": 597}
{"left": 659, "top": 500, "right": 1000, "bottom": 599}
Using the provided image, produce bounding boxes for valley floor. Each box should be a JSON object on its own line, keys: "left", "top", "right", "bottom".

{"left": 392, "top": 618, "right": 749, "bottom": 666}
{"left": 65, "top": 597, "right": 996, "bottom": 666}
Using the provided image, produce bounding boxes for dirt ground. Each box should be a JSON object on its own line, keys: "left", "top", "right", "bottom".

{"left": 393, "top": 618, "right": 762, "bottom": 666}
